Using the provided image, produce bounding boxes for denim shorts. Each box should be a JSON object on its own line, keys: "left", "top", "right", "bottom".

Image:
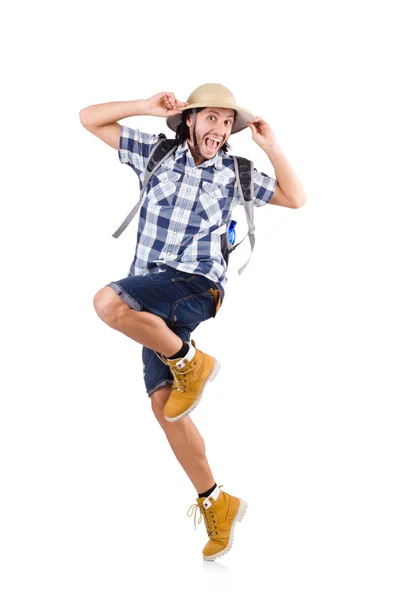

{"left": 106, "top": 267, "right": 225, "bottom": 397}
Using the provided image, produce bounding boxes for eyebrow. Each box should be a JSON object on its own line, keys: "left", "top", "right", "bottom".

{"left": 206, "top": 109, "right": 235, "bottom": 119}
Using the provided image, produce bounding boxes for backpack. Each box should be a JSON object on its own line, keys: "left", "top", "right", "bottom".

{"left": 112, "top": 135, "right": 256, "bottom": 275}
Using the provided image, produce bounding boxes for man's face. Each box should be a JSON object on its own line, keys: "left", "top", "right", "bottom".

{"left": 186, "top": 107, "right": 235, "bottom": 160}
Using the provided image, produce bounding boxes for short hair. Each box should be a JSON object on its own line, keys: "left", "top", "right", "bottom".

{"left": 175, "top": 107, "right": 237, "bottom": 153}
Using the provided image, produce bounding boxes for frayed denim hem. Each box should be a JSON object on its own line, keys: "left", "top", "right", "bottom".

{"left": 146, "top": 379, "right": 174, "bottom": 397}
{"left": 107, "top": 282, "right": 143, "bottom": 311}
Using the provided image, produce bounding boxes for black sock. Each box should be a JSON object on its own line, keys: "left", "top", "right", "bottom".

{"left": 166, "top": 341, "right": 190, "bottom": 360}
{"left": 198, "top": 483, "right": 217, "bottom": 498}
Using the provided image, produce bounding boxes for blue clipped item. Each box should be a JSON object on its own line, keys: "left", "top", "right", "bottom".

{"left": 221, "top": 219, "right": 239, "bottom": 266}
{"left": 228, "top": 220, "right": 237, "bottom": 245}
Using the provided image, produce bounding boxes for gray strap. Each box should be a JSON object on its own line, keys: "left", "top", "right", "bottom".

{"left": 112, "top": 139, "right": 176, "bottom": 239}
{"left": 232, "top": 157, "right": 255, "bottom": 275}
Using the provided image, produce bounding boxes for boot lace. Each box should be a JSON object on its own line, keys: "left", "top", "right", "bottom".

{"left": 187, "top": 503, "right": 218, "bottom": 537}
{"left": 154, "top": 350, "right": 194, "bottom": 393}
{"left": 187, "top": 486, "right": 223, "bottom": 537}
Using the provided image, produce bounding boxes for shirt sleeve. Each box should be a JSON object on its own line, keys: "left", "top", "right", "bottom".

{"left": 118, "top": 124, "right": 162, "bottom": 177}
{"left": 235, "top": 167, "right": 278, "bottom": 207}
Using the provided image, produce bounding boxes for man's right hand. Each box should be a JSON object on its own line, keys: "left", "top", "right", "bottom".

{"left": 144, "top": 92, "right": 188, "bottom": 117}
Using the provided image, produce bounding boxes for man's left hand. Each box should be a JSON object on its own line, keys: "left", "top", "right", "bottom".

{"left": 247, "top": 117, "right": 277, "bottom": 150}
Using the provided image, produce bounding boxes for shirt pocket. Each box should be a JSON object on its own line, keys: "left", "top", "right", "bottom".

{"left": 196, "top": 181, "right": 229, "bottom": 227}
{"left": 146, "top": 170, "right": 181, "bottom": 207}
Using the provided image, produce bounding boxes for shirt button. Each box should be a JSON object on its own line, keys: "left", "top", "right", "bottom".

{"left": 187, "top": 188, "right": 191, "bottom": 193}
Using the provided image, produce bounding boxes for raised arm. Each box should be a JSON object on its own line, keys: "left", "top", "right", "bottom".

{"left": 79, "top": 93, "right": 188, "bottom": 150}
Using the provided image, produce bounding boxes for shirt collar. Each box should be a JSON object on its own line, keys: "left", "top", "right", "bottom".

{"left": 174, "top": 140, "right": 224, "bottom": 170}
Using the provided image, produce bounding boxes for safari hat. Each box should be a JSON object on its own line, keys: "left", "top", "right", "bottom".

{"left": 166, "top": 83, "right": 255, "bottom": 135}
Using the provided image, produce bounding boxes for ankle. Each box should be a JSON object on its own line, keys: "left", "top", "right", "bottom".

{"left": 198, "top": 482, "right": 217, "bottom": 498}
{"left": 166, "top": 340, "right": 190, "bottom": 360}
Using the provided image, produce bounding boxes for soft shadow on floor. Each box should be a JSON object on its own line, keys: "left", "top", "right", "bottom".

{"left": 202, "top": 559, "right": 231, "bottom": 577}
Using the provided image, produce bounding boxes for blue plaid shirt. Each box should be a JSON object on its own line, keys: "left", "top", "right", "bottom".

{"left": 118, "top": 124, "right": 277, "bottom": 291}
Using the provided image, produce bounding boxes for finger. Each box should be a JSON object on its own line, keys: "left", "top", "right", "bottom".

{"left": 164, "top": 95, "right": 174, "bottom": 109}
{"left": 167, "top": 94, "right": 180, "bottom": 109}
{"left": 162, "top": 93, "right": 172, "bottom": 105}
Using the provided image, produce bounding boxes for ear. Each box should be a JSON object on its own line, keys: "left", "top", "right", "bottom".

{"left": 186, "top": 114, "right": 192, "bottom": 127}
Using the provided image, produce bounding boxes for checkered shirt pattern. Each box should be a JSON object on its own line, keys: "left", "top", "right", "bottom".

{"left": 118, "top": 124, "right": 277, "bottom": 290}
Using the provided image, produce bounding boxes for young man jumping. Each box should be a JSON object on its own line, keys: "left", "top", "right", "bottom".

{"left": 80, "top": 83, "right": 306, "bottom": 561}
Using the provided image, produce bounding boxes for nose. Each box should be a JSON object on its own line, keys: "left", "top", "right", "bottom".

{"left": 212, "top": 126, "right": 228, "bottom": 141}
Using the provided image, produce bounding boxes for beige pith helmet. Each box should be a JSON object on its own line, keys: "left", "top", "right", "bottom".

{"left": 166, "top": 83, "right": 255, "bottom": 135}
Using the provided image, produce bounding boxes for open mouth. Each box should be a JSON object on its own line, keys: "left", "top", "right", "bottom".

{"left": 204, "top": 136, "right": 222, "bottom": 151}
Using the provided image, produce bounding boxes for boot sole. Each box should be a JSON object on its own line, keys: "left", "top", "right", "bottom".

{"left": 164, "top": 358, "right": 221, "bottom": 423}
{"left": 202, "top": 498, "right": 248, "bottom": 561}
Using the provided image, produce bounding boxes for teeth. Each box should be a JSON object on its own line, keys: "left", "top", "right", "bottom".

{"left": 205, "top": 136, "right": 222, "bottom": 151}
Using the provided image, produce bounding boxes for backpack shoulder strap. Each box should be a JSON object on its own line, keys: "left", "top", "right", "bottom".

{"left": 146, "top": 136, "right": 178, "bottom": 175}
{"left": 112, "top": 136, "right": 178, "bottom": 239}
{"left": 231, "top": 155, "right": 256, "bottom": 275}
{"left": 234, "top": 155, "right": 254, "bottom": 203}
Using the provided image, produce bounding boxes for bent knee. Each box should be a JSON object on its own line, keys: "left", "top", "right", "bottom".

{"left": 93, "top": 285, "right": 129, "bottom": 322}
{"left": 151, "top": 384, "right": 172, "bottom": 425}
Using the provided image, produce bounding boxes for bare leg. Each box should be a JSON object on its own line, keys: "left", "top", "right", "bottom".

{"left": 151, "top": 384, "right": 216, "bottom": 494}
{"left": 94, "top": 287, "right": 214, "bottom": 493}
{"left": 93, "top": 285, "right": 183, "bottom": 357}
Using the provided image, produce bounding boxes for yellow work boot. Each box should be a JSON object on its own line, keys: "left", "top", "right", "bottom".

{"left": 155, "top": 340, "right": 220, "bottom": 422}
{"left": 187, "top": 485, "right": 248, "bottom": 561}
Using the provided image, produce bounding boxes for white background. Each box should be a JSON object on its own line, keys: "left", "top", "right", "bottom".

{"left": 1, "top": 0, "right": 396, "bottom": 598}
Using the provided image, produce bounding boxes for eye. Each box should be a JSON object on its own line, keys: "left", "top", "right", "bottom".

{"left": 208, "top": 115, "right": 215, "bottom": 120}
